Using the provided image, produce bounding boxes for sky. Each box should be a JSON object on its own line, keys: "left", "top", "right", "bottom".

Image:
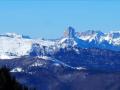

{"left": 0, "top": 0, "right": 120, "bottom": 39}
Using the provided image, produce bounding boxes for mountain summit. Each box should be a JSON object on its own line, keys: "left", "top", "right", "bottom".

{"left": 64, "top": 26, "right": 75, "bottom": 38}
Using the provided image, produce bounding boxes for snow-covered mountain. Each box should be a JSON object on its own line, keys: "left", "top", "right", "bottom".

{"left": 61, "top": 27, "right": 120, "bottom": 50}
{"left": 0, "top": 33, "right": 56, "bottom": 59}
{"left": 1, "top": 27, "right": 120, "bottom": 59}
{"left": 1, "top": 27, "right": 120, "bottom": 90}
{"left": 78, "top": 30, "right": 120, "bottom": 46}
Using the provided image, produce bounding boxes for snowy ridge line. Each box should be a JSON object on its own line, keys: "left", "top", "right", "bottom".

{"left": 37, "top": 56, "right": 86, "bottom": 70}
{"left": 1, "top": 27, "right": 120, "bottom": 59}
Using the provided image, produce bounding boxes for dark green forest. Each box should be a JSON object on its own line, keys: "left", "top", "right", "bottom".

{"left": 0, "top": 67, "right": 34, "bottom": 90}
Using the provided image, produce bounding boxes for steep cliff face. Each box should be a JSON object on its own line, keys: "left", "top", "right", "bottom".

{"left": 64, "top": 26, "right": 75, "bottom": 38}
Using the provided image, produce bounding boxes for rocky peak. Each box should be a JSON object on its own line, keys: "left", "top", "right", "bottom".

{"left": 64, "top": 26, "right": 75, "bottom": 38}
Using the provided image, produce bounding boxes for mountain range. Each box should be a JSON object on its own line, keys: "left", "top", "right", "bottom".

{"left": 1, "top": 26, "right": 120, "bottom": 59}
{"left": 1, "top": 27, "right": 120, "bottom": 90}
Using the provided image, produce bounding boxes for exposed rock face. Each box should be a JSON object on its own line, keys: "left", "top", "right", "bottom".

{"left": 64, "top": 26, "right": 75, "bottom": 38}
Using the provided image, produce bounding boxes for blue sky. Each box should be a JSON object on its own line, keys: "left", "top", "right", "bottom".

{"left": 0, "top": 1, "right": 120, "bottom": 39}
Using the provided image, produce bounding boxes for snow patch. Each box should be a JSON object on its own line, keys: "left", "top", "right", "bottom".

{"left": 11, "top": 67, "right": 24, "bottom": 72}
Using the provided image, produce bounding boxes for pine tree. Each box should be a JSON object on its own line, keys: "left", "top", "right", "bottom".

{"left": 0, "top": 67, "right": 35, "bottom": 90}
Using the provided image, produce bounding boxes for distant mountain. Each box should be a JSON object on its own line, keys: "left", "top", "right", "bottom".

{"left": 1, "top": 26, "right": 120, "bottom": 71}
{"left": 1, "top": 27, "right": 120, "bottom": 90}
{"left": 1, "top": 26, "right": 120, "bottom": 59}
